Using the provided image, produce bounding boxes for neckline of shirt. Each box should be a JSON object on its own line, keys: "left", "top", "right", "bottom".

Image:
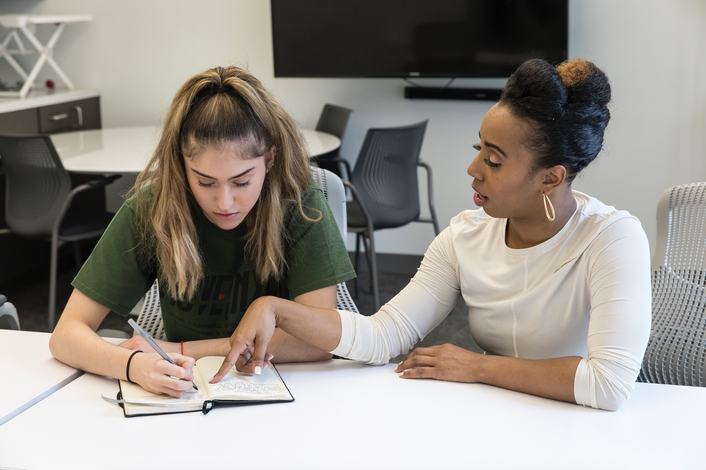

{"left": 501, "top": 194, "right": 584, "bottom": 256}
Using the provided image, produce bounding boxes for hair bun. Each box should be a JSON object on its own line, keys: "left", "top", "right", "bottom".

{"left": 556, "top": 58, "right": 611, "bottom": 108}
{"left": 557, "top": 58, "right": 592, "bottom": 87}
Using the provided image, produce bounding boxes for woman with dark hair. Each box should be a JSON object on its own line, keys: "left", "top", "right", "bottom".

{"left": 214, "top": 58, "right": 651, "bottom": 412}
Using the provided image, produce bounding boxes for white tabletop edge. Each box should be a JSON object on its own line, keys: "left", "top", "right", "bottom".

{"left": 0, "top": 369, "right": 83, "bottom": 427}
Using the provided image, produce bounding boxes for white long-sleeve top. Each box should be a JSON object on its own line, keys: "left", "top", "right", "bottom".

{"left": 331, "top": 191, "right": 652, "bottom": 411}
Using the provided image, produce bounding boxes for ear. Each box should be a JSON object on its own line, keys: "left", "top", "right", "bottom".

{"left": 267, "top": 146, "right": 276, "bottom": 166}
{"left": 540, "top": 165, "right": 567, "bottom": 196}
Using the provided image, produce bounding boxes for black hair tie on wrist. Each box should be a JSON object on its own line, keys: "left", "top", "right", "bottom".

{"left": 126, "top": 350, "right": 143, "bottom": 384}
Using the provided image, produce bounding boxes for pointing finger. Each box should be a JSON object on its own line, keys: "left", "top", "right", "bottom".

{"left": 210, "top": 343, "right": 247, "bottom": 383}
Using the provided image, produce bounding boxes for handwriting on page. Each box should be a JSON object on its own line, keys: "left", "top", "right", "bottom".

{"left": 210, "top": 381, "right": 284, "bottom": 395}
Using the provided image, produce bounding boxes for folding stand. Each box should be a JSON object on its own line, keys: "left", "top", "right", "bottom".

{"left": 0, "top": 14, "right": 92, "bottom": 98}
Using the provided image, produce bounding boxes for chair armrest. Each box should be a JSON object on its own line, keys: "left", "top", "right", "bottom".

{"left": 52, "top": 174, "right": 122, "bottom": 236}
{"left": 65, "top": 174, "right": 121, "bottom": 205}
{"left": 417, "top": 161, "right": 440, "bottom": 235}
{"left": 342, "top": 180, "right": 375, "bottom": 236}
{"left": 83, "top": 174, "right": 122, "bottom": 189}
{"left": 327, "top": 157, "right": 354, "bottom": 182}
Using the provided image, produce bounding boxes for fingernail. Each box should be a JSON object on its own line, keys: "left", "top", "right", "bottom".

{"left": 254, "top": 366, "right": 262, "bottom": 375}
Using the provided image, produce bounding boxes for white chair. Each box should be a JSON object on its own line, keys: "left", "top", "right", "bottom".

{"left": 131, "top": 167, "right": 359, "bottom": 340}
{"left": 638, "top": 182, "right": 706, "bottom": 386}
{"left": 0, "top": 295, "right": 20, "bottom": 330}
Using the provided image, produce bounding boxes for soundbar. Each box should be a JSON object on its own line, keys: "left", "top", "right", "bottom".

{"left": 404, "top": 87, "right": 502, "bottom": 101}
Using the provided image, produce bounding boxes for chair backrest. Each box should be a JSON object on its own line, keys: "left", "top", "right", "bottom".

{"left": 311, "top": 166, "right": 346, "bottom": 244}
{"left": 351, "top": 120, "right": 428, "bottom": 229}
{"left": 0, "top": 294, "right": 20, "bottom": 330}
{"left": 0, "top": 134, "right": 72, "bottom": 237}
{"left": 639, "top": 182, "right": 706, "bottom": 386}
{"left": 315, "top": 104, "right": 353, "bottom": 141}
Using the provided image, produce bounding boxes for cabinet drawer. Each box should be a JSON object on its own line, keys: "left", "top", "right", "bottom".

{"left": 38, "top": 97, "right": 101, "bottom": 134}
{"left": 0, "top": 108, "right": 39, "bottom": 135}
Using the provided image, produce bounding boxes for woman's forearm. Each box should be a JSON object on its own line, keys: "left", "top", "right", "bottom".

{"left": 49, "top": 289, "right": 136, "bottom": 380}
{"left": 475, "top": 354, "right": 582, "bottom": 403}
{"left": 398, "top": 344, "right": 582, "bottom": 404}
{"left": 270, "top": 297, "right": 343, "bottom": 353}
{"left": 266, "top": 328, "right": 333, "bottom": 362}
{"left": 51, "top": 289, "right": 196, "bottom": 397}
{"left": 267, "top": 285, "right": 341, "bottom": 361}
{"left": 213, "top": 293, "right": 344, "bottom": 382}
{"left": 50, "top": 316, "right": 137, "bottom": 381}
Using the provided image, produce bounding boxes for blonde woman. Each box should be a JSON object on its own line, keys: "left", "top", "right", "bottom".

{"left": 214, "top": 58, "right": 651, "bottom": 412}
{"left": 50, "top": 66, "right": 355, "bottom": 397}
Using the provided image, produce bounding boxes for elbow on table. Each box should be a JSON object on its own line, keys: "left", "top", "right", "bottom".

{"left": 575, "top": 356, "right": 638, "bottom": 412}
{"left": 575, "top": 383, "right": 630, "bottom": 412}
{"left": 594, "top": 394, "right": 629, "bottom": 412}
{"left": 48, "top": 322, "right": 76, "bottom": 366}
{"left": 48, "top": 331, "right": 63, "bottom": 362}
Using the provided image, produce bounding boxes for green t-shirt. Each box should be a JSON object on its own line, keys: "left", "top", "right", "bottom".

{"left": 72, "top": 186, "right": 355, "bottom": 341}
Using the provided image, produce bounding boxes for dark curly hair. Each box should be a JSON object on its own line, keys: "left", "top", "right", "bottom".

{"left": 499, "top": 58, "right": 611, "bottom": 183}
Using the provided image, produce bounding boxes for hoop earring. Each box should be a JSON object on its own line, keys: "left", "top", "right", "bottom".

{"left": 543, "top": 193, "right": 555, "bottom": 222}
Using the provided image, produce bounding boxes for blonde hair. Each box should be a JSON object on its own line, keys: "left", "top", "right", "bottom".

{"left": 133, "top": 66, "right": 317, "bottom": 301}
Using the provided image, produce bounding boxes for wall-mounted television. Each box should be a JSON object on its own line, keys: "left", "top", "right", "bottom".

{"left": 271, "top": 0, "right": 568, "bottom": 79}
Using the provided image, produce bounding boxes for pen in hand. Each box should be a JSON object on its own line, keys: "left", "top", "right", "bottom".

{"left": 127, "top": 319, "right": 198, "bottom": 391}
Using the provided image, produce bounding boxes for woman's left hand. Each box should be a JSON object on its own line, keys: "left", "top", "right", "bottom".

{"left": 394, "top": 344, "right": 483, "bottom": 383}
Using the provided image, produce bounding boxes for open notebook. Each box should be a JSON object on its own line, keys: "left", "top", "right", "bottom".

{"left": 112, "top": 356, "right": 293, "bottom": 417}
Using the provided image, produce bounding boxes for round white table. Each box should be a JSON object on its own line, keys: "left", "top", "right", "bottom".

{"left": 51, "top": 126, "right": 340, "bottom": 174}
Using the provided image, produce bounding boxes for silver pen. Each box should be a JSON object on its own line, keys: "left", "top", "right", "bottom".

{"left": 127, "top": 318, "right": 198, "bottom": 390}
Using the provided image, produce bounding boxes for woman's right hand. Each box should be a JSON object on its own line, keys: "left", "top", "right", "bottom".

{"left": 130, "top": 352, "right": 196, "bottom": 398}
{"left": 210, "top": 296, "right": 278, "bottom": 383}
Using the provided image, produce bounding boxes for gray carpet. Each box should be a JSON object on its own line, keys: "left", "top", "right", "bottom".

{"left": 2, "top": 251, "right": 482, "bottom": 362}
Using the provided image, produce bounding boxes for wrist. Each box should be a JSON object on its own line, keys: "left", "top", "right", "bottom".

{"left": 268, "top": 296, "right": 288, "bottom": 326}
{"left": 125, "top": 350, "right": 143, "bottom": 383}
{"left": 474, "top": 354, "right": 492, "bottom": 384}
{"left": 251, "top": 295, "right": 282, "bottom": 325}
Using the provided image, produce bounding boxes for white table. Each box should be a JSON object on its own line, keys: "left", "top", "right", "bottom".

{"left": 51, "top": 126, "right": 341, "bottom": 174}
{"left": 0, "top": 357, "right": 704, "bottom": 469}
{"left": 0, "top": 330, "right": 82, "bottom": 426}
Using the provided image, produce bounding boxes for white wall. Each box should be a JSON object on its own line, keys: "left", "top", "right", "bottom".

{"left": 2, "top": 0, "right": 704, "bottom": 256}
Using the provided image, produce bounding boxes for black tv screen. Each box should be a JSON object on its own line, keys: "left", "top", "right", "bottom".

{"left": 271, "top": 0, "right": 568, "bottom": 78}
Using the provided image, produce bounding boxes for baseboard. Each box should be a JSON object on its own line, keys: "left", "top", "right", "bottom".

{"left": 348, "top": 252, "right": 423, "bottom": 275}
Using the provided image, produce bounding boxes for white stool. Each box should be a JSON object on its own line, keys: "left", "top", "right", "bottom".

{"left": 0, "top": 14, "right": 92, "bottom": 98}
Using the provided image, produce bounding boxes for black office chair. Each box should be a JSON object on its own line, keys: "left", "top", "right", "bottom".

{"left": 0, "top": 134, "right": 119, "bottom": 329}
{"left": 334, "top": 120, "right": 439, "bottom": 309}
{"left": 313, "top": 103, "right": 353, "bottom": 177}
